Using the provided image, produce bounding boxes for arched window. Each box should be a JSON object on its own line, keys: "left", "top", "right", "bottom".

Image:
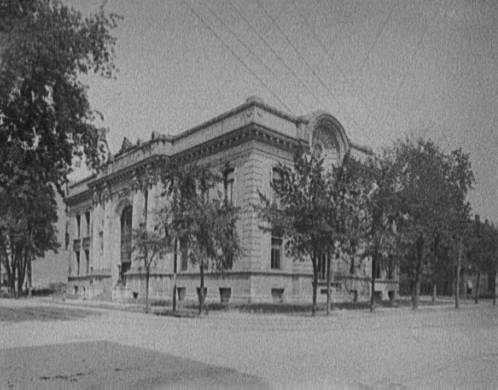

{"left": 312, "top": 123, "right": 342, "bottom": 168}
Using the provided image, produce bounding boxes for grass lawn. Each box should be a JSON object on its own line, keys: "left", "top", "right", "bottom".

{"left": 153, "top": 296, "right": 454, "bottom": 316}
{"left": 0, "top": 305, "right": 97, "bottom": 322}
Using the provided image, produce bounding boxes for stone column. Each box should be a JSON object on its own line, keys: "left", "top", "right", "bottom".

{"left": 240, "top": 153, "right": 267, "bottom": 272}
{"left": 102, "top": 184, "right": 117, "bottom": 283}
{"left": 91, "top": 191, "right": 103, "bottom": 272}
{"left": 131, "top": 183, "right": 145, "bottom": 271}
{"left": 67, "top": 212, "right": 74, "bottom": 277}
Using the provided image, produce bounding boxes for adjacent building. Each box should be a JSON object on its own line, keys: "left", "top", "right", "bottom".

{"left": 64, "top": 97, "right": 399, "bottom": 303}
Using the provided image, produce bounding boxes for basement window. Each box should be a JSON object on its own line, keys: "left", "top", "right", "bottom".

{"left": 177, "top": 287, "right": 186, "bottom": 301}
{"left": 271, "top": 288, "right": 284, "bottom": 303}
{"left": 219, "top": 288, "right": 231, "bottom": 303}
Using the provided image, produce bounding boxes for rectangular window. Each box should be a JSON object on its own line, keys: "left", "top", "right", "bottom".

{"left": 219, "top": 288, "right": 231, "bottom": 303}
{"left": 387, "top": 256, "right": 395, "bottom": 280}
{"left": 75, "top": 251, "right": 80, "bottom": 276}
{"left": 85, "top": 211, "right": 90, "bottom": 236}
{"left": 270, "top": 229, "right": 282, "bottom": 270}
{"left": 85, "top": 250, "right": 90, "bottom": 275}
{"left": 271, "top": 168, "right": 282, "bottom": 205}
{"left": 224, "top": 168, "right": 234, "bottom": 204}
{"left": 271, "top": 288, "right": 284, "bottom": 303}
{"left": 350, "top": 256, "right": 355, "bottom": 275}
{"left": 99, "top": 231, "right": 104, "bottom": 254}
{"left": 180, "top": 239, "right": 188, "bottom": 271}
{"left": 76, "top": 214, "right": 81, "bottom": 237}
{"left": 317, "top": 253, "right": 328, "bottom": 280}
{"left": 65, "top": 223, "right": 70, "bottom": 250}
{"left": 375, "top": 258, "right": 381, "bottom": 279}
{"left": 177, "top": 287, "right": 186, "bottom": 301}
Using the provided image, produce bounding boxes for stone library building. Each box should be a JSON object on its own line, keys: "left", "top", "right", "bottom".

{"left": 64, "top": 97, "right": 399, "bottom": 304}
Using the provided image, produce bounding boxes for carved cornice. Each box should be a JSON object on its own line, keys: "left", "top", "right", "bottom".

{"left": 89, "top": 154, "right": 167, "bottom": 190}
{"left": 92, "top": 190, "right": 100, "bottom": 206}
{"left": 175, "top": 123, "right": 300, "bottom": 163}
{"left": 65, "top": 190, "right": 92, "bottom": 207}
{"left": 66, "top": 124, "right": 302, "bottom": 206}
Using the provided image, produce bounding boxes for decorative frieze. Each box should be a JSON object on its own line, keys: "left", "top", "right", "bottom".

{"left": 92, "top": 190, "right": 100, "bottom": 205}
{"left": 131, "top": 172, "right": 140, "bottom": 192}
{"left": 118, "top": 187, "right": 130, "bottom": 199}
{"left": 101, "top": 183, "right": 111, "bottom": 203}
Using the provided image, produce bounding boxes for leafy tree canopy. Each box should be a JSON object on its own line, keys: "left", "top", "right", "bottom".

{"left": 0, "top": 0, "right": 119, "bottom": 193}
{"left": 0, "top": 0, "right": 119, "bottom": 295}
{"left": 393, "top": 138, "right": 474, "bottom": 307}
{"left": 257, "top": 144, "right": 366, "bottom": 314}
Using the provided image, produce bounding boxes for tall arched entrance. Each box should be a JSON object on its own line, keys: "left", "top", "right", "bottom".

{"left": 120, "top": 205, "right": 133, "bottom": 283}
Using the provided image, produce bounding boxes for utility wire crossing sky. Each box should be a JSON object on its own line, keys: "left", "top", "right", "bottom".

{"left": 67, "top": 0, "right": 498, "bottom": 222}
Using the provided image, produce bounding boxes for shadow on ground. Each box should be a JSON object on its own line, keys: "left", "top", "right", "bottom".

{"left": 0, "top": 341, "right": 269, "bottom": 389}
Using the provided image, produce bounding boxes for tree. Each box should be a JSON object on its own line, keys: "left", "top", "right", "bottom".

{"left": 360, "top": 151, "right": 400, "bottom": 312}
{"left": 467, "top": 217, "right": 498, "bottom": 305}
{"left": 160, "top": 161, "right": 241, "bottom": 315}
{"left": 394, "top": 138, "right": 474, "bottom": 309}
{"left": 0, "top": 0, "right": 119, "bottom": 295}
{"left": 467, "top": 215, "right": 484, "bottom": 303}
{"left": 483, "top": 221, "right": 498, "bottom": 306}
{"left": 0, "top": 178, "right": 58, "bottom": 296}
{"left": 132, "top": 223, "right": 169, "bottom": 313}
{"left": 257, "top": 145, "right": 364, "bottom": 316}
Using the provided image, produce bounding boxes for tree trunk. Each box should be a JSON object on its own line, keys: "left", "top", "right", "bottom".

{"left": 1, "top": 253, "right": 9, "bottom": 295}
{"left": 411, "top": 278, "right": 421, "bottom": 309}
{"left": 16, "top": 250, "right": 27, "bottom": 296}
{"left": 370, "top": 249, "right": 377, "bottom": 313}
{"left": 172, "top": 238, "right": 178, "bottom": 313}
{"left": 11, "top": 247, "right": 17, "bottom": 298}
{"left": 412, "top": 237, "right": 424, "bottom": 309}
{"left": 27, "top": 256, "right": 32, "bottom": 297}
{"left": 199, "top": 260, "right": 205, "bottom": 315}
{"left": 3, "top": 241, "right": 15, "bottom": 297}
{"left": 474, "top": 272, "right": 480, "bottom": 304}
{"left": 455, "top": 238, "right": 462, "bottom": 309}
{"left": 311, "top": 254, "right": 318, "bottom": 316}
{"left": 326, "top": 252, "right": 331, "bottom": 316}
{"left": 492, "top": 271, "right": 496, "bottom": 306}
{"left": 8, "top": 250, "right": 15, "bottom": 297}
{"left": 431, "top": 282, "right": 437, "bottom": 304}
{"left": 145, "top": 269, "right": 150, "bottom": 313}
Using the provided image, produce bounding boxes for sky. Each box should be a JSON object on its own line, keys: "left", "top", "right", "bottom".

{"left": 65, "top": 0, "right": 498, "bottom": 221}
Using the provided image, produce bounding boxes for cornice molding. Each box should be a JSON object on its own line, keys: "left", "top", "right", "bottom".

{"left": 65, "top": 124, "right": 303, "bottom": 205}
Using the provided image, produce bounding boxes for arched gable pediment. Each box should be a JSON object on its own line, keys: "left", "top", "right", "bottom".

{"left": 306, "top": 111, "right": 350, "bottom": 167}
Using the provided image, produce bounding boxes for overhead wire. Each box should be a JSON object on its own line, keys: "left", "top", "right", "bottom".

{"left": 181, "top": 0, "right": 293, "bottom": 112}
{"left": 254, "top": 0, "right": 369, "bottom": 139}
{"left": 225, "top": 0, "right": 325, "bottom": 112}
{"left": 290, "top": 0, "right": 383, "bottom": 127}
{"left": 354, "top": 1, "right": 398, "bottom": 78}
{"left": 201, "top": 1, "right": 309, "bottom": 113}
{"left": 387, "top": 0, "right": 446, "bottom": 134}
{"left": 392, "top": 4, "right": 437, "bottom": 104}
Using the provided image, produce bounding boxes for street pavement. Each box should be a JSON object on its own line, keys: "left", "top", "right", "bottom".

{"left": 1, "top": 298, "right": 497, "bottom": 389}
